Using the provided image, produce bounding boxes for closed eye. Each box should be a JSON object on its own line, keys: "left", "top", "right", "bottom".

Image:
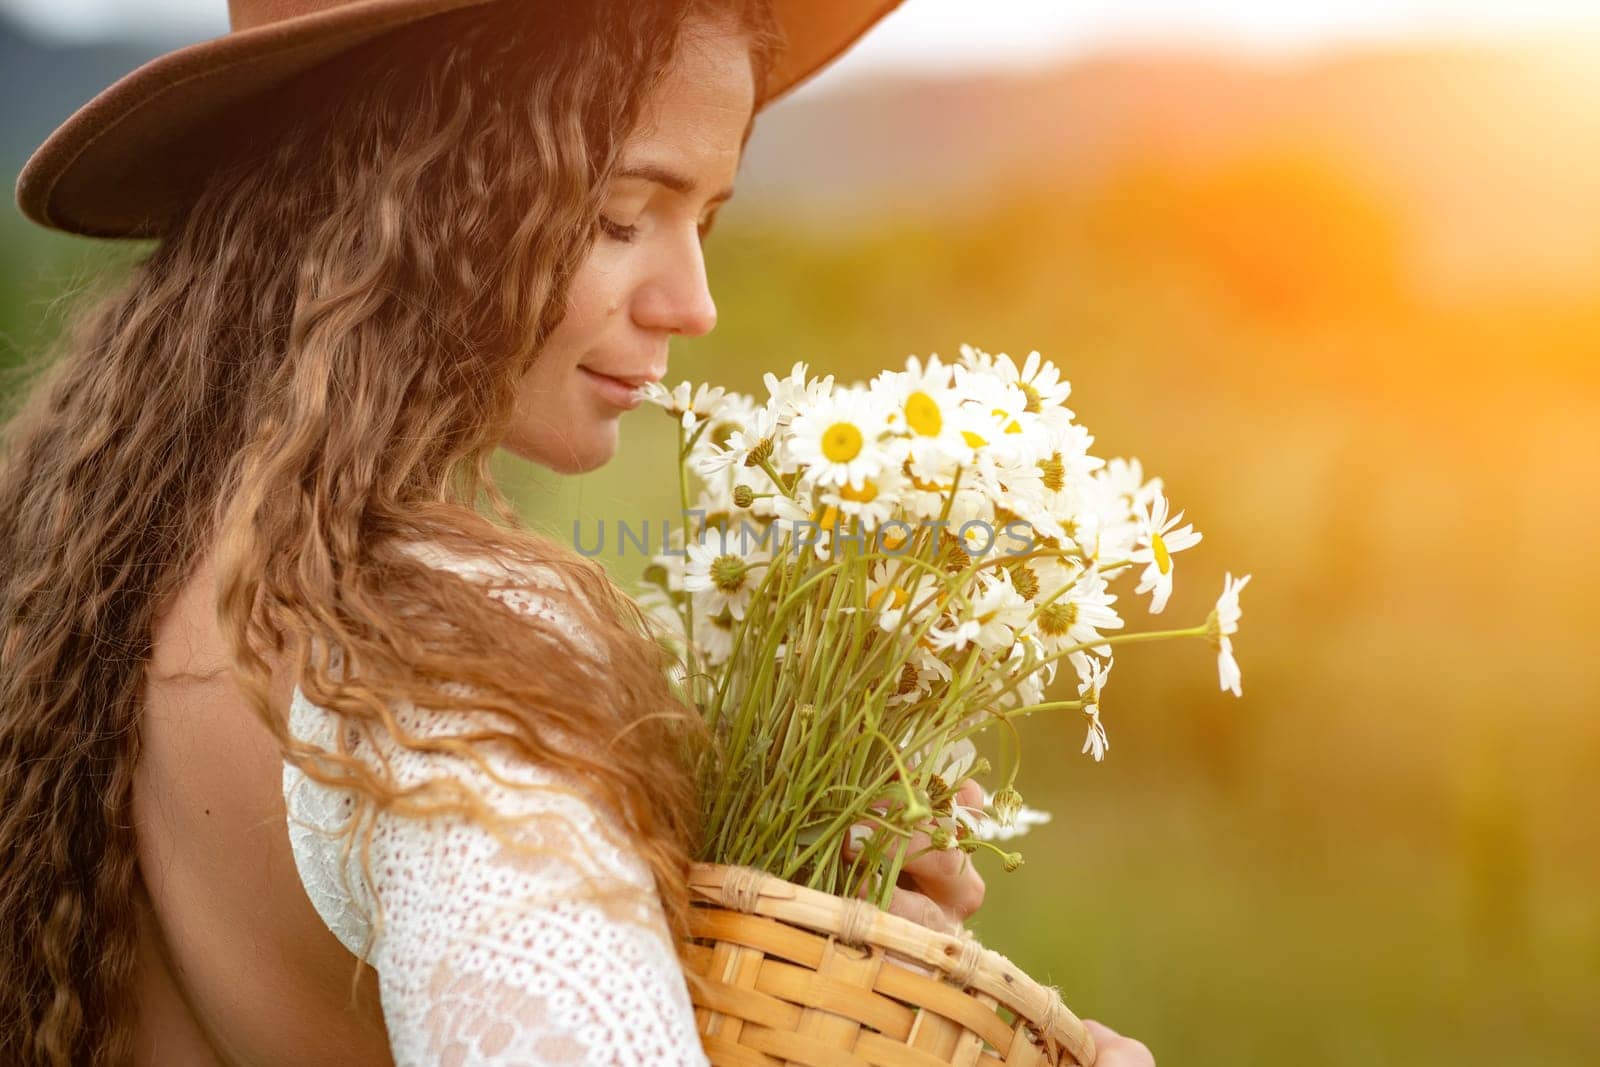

{"left": 598, "top": 216, "right": 638, "bottom": 243}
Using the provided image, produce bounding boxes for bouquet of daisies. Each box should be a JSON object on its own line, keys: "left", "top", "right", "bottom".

{"left": 639, "top": 345, "right": 1250, "bottom": 910}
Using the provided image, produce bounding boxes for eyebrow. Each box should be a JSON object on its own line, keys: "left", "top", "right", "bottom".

{"left": 616, "top": 163, "right": 735, "bottom": 205}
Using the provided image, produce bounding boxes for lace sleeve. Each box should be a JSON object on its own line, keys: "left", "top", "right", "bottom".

{"left": 282, "top": 543, "right": 710, "bottom": 1067}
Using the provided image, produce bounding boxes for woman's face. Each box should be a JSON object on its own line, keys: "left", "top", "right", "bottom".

{"left": 501, "top": 20, "right": 756, "bottom": 473}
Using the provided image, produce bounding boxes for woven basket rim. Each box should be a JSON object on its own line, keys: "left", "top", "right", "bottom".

{"left": 687, "top": 861, "right": 1094, "bottom": 1064}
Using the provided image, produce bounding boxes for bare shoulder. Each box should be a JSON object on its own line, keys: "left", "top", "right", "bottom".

{"left": 137, "top": 553, "right": 387, "bottom": 1063}
{"left": 138, "top": 549, "right": 310, "bottom": 949}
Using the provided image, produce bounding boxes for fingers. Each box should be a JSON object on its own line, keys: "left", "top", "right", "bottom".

{"left": 841, "top": 778, "right": 989, "bottom": 920}
{"left": 906, "top": 834, "right": 985, "bottom": 918}
{"left": 853, "top": 878, "right": 963, "bottom": 936}
{"left": 1081, "top": 1019, "right": 1155, "bottom": 1067}
{"left": 842, "top": 821, "right": 986, "bottom": 917}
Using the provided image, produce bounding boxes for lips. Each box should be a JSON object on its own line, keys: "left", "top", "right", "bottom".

{"left": 582, "top": 368, "right": 664, "bottom": 388}
{"left": 579, "top": 366, "right": 657, "bottom": 410}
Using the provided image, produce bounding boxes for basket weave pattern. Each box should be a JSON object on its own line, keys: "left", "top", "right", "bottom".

{"left": 683, "top": 863, "right": 1094, "bottom": 1066}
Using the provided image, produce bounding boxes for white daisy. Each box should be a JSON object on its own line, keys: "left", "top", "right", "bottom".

{"left": 1077, "top": 654, "right": 1113, "bottom": 762}
{"left": 691, "top": 390, "right": 757, "bottom": 460}
{"left": 897, "top": 451, "right": 970, "bottom": 522}
{"left": 935, "top": 487, "right": 1003, "bottom": 559}
{"left": 1030, "top": 559, "right": 1124, "bottom": 657}
{"left": 692, "top": 608, "right": 738, "bottom": 666}
{"left": 786, "top": 387, "right": 893, "bottom": 491}
{"left": 1130, "top": 490, "right": 1202, "bottom": 614}
{"left": 872, "top": 353, "right": 968, "bottom": 466}
{"left": 1218, "top": 639, "right": 1243, "bottom": 699}
{"left": 882, "top": 643, "right": 950, "bottom": 706}
{"left": 926, "top": 571, "right": 1031, "bottom": 655}
{"left": 682, "top": 539, "right": 764, "bottom": 620}
{"left": 972, "top": 805, "right": 1052, "bottom": 842}
{"left": 1212, "top": 571, "right": 1251, "bottom": 638}
{"left": 960, "top": 344, "right": 1076, "bottom": 426}
{"left": 692, "top": 401, "right": 782, "bottom": 479}
{"left": 1001, "top": 638, "right": 1053, "bottom": 711}
{"left": 817, "top": 460, "right": 907, "bottom": 529}
{"left": 940, "top": 739, "right": 980, "bottom": 783}
{"left": 1003, "top": 630, "right": 1057, "bottom": 690}
{"left": 985, "top": 453, "right": 1068, "bottom": 545}
{"left": 641, "top": 380, "right": 731, "bottom": 433}
{"left": 843, "top": 559, "right": 923, "bottom": 634}
{"left": 1209, "top": 571, "right": 1252, "bottom": 697}
{"left": 1033, "top": 424, "right": 1106, "bottom": 537}
{"left": 1097, "top": 456, "right": 1164, "bottom": 516}
{"left": 951, "top": 369, "right": 1047, "bottom": 467}
{"left": 763, "top": 362, "right": 835, "bottom": 425}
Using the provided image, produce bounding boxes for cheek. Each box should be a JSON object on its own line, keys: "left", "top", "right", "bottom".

{"left": 554, "top": 257, "right": 626, "bottom": 353}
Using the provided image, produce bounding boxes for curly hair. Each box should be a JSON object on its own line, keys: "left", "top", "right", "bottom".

{"left": 0, "top": 1, "right": 783, "bottom": 1062}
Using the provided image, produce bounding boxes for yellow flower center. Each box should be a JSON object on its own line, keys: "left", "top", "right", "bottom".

{"left": 905, "top": 391, "right": 943, "bottom": 436}
{"left": 961, "top": 429, "right": 989, "bottom": 449}
{"left": 710, "top": 554, "right": 747, "bottom": 593}
{"left": 991, "top": 407, "right": 1023, "bottom": 434}
{"left": 1153, "top": 531, "right": 1171, "bottom": 575}
{"left": 840, "top": 480, "right": 879, "bottom": 503}
{"left": 1007, "top": 562, "right": 1039, "bottom": 600}
{"left": 822, "top": 422, "right": 863, "bottom": 463}
{"left": 1037, "top": 601, "right": 1078, "bottom": 637}
{"left": 868, "top": 585, "right": 909, "bottom": 611}
{"left": 1038, "top": 453, "right": 1065, "bottom": 492}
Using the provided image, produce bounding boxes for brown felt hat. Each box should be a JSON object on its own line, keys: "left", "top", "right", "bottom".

{"left": 14, "top": 0, "right": 902, "bottom": 239}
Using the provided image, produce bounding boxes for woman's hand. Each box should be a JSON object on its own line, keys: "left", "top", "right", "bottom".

{"left": 1082, "top": 1019, "right": 1155, "bottom": 1066}
{"left": 839, "top": 777, "right": 987, "bottom": 935}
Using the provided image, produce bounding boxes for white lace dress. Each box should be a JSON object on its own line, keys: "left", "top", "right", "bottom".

{"left": 281, "top": 541, "right": 709, "bottom": 1066}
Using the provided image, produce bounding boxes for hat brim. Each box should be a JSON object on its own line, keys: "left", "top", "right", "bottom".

{"left": 14, "top": 0, "right": 903, "bottom": 239}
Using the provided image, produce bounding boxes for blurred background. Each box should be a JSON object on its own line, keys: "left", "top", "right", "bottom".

{"left": 4, "top": 2, "right": 1597, "bottom": 1062}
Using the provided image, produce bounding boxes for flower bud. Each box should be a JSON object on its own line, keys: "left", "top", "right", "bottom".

{"left": 732, "top": 484, "right": 755, "bottom": 508}
{"left": 1002, "top": 851, "right": 1024, "bottom": 873}
{"left": 745, "top": 436, "right": 775, "bottom": 468}
{"left": 992, "top": 786, "right": 1024, "bottom": 828}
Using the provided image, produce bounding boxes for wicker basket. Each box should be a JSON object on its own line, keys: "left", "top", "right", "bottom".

{"left": 683, "top": 863, "right": 1095, "bottom": 1066}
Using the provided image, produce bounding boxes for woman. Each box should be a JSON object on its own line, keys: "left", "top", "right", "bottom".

{"left": 1, "top": 1, "right": 1155, "bottom": 1064}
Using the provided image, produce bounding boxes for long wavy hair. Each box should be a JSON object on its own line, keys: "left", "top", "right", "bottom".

{"left": 0, "top": 1, "right": 782, "bottom": 1062}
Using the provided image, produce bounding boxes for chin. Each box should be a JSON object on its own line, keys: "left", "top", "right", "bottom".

{"left": 543, "top": 449, "right": 614, "bottom": 475}
{"left": 505, "top": 427, "right": 619, "bottom": 474}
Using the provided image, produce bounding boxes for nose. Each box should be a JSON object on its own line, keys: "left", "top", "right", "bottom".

{"left": 633, "top": 227, "right": 717, "bottom": 338}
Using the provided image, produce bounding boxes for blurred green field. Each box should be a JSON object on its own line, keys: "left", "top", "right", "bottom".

{"left": 6, "top": 115, "right": 1598, "bottom": 1063}
{"left": 512, "top": 163, "right": 1600, "bottom": 1062}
